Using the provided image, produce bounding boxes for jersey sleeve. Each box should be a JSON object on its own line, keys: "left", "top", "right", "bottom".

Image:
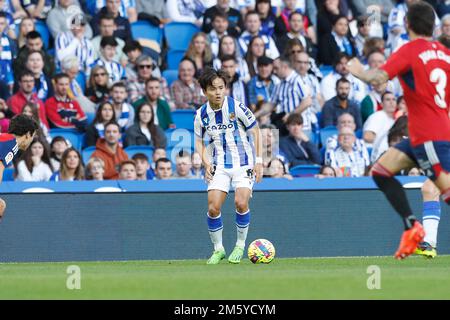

{"left": 380, "top": 44, "right": 411, "bottom": 80}
{"left": 236, "top": 101, "right": 257, "bottom": 130}
{"left": 0, "top": 139, "right": 16, "bottom": 166}
{"left": 194, "top": 111, "right": 203, "bottom": 138}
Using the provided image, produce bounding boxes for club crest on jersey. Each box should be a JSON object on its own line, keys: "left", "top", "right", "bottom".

{"left": 203, "top": 117, "right": 210, "bottom": 125}
{"left": 5, "top": 151, "right": 14, "bottom": 165}
{"left": 229, "top": 112, "right": 236, "bottom": 122}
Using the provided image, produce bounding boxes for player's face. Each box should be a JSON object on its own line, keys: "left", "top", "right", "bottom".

{"left": 120, "top": 164, "right": 137, "bottom": 180}
{"left": 65, "top": 151, "right": 80, "bottom": 170}
{"left": 21, "top": 132, "right": 36, "bottom": 151}
{"left": 156, "top": 162, "right": 172, "bottom": 179}
{"left": 204, "top": 77, "right": 226, "bottom": 107}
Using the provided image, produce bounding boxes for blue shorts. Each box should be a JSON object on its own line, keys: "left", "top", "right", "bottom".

{"left": 394, "top": 139, "right": 450, "bottom": 181}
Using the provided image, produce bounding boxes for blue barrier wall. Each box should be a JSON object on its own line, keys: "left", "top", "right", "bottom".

{"left": 0, "top": 177, "right": 448, "bottom": 262}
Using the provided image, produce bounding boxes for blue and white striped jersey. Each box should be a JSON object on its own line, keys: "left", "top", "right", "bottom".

{"left": 91, "top": 58, "right": 126, "bottom": 85}
{"left": 194, "top": 96, "right": 257, "bottom": 169}
{"left": 95, "top": 0, "right": 136, "bottom": 18}
{"left": 271, "top": 70, "right": 310, "bottom": 114}
{"left": 55, "top": 32, "right": 95, "bottom": 73}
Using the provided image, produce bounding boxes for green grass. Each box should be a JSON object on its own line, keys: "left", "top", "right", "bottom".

{"left": 1, "top": 256, "right": 450, "bottom": 299}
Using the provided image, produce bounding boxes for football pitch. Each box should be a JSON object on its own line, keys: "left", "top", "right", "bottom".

{"left": 1, "top": 256, "right": 449, "bottom": 300}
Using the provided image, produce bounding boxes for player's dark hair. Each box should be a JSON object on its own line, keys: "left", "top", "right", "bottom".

{"left": 132, "top": 153, "right": 149, "bottom": 162}
{"left": 8, "top": 114, "right": 39, "bottom": 137}
{"left": 406, "top": 1, "right": 435, "bottom": 37}
{"left": 336, "top": 77, "right": 350, "bottom": 89}
{"left": 199, "top": 67, "right": 230, "bottom": 91}
{"left": 26, "top": 31, "right": 42, "bottom": 40}
{"left": 155, "top": 157, "right": 172, "bottom": 169}
{"left": 286, "top": 113, "right": 303, "bottom": 126}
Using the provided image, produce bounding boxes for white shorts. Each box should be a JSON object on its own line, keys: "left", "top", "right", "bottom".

{"left": 207, "top": 165, "right": 255, "bottom": 193}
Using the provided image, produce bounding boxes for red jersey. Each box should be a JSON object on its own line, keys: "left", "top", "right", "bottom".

{"left": 381, "top": 39, "right": 450, "bottom": 146}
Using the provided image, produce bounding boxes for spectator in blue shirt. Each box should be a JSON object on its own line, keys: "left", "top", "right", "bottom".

{"left": 247, "top": 55, "right": 279, "bottom": 110}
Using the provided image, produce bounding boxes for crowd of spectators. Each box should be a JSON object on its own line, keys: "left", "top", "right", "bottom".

{"left": 0, "top": 0, "right": 447, "bottom": 181}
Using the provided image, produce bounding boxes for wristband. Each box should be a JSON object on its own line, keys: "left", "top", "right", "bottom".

{"left": 255, "top": 157, "right": 263, "bottom": 164}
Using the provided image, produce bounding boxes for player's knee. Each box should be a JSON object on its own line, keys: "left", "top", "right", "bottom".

{"left": 234, "top": 199, "right": 249, "bottom": 213}
{"left": 207, "top": 205, "right": 221, "bottom": 217}
{"left": 421, "top": 180, "right": 440, "bottom": 201}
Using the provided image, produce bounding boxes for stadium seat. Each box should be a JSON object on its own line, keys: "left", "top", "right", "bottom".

{"left": 165, "top": 128, "right": 194, "bottom": 149}
{"left": 289, "top": 165, "right": 322, "bottom": 177}
{"left": 319, "top": 126, "right": 338, "bottom": 147}
{"left": 172, "top": 110, "right": 196, "bottom": 131}
{"left": 166, "top": 50, "right": 186, "bottom": 70}
{"left": 164, "top": 22, "right": 199, "bottom": 50}
{"left": 319, "top": 65, "right": 334, "bottom": 78}
{"left": 355, "top": 129, "right": 362, "bottom": 139}
{"left": 49, "top": 129, "right": 84, "bottom": 150}
{"left": 3, "top": 168, "right": 14, "bottom": 181}
{"left": 124, "top": 145, "right": 154, "bottom": 160}
{"left": 162, "top": 69, "right": 179, "bottom": 86}
{"left": 131, "top": 21, "right": 163, "bottom": 46}
{"left": 85, "top": 112, "right": 95, "bottom": 125}
{"left": 35, "top": 20, "right": 51, "bottom": 49}
{"left": 82, "top": 146, "right": 96, "bottom": 164}
{"left": 75, "top": 72, "right": 86, "bottom": 93}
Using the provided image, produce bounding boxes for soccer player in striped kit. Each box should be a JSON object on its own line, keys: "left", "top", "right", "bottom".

{"left": 195, "top": 68, "right": 263, "bottom": 264}
{"left": 0, "top": 115, "right": 39, "bottom": 221}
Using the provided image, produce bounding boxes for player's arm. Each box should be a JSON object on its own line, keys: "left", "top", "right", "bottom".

{"left": 195, "top": 136, "right": 214, "bottom": 183}
{"left": 248, "top": 124, "right": 263, "bottom": 183}
{"left": 347, "top": 58, "right": 389, "bottom": 87}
